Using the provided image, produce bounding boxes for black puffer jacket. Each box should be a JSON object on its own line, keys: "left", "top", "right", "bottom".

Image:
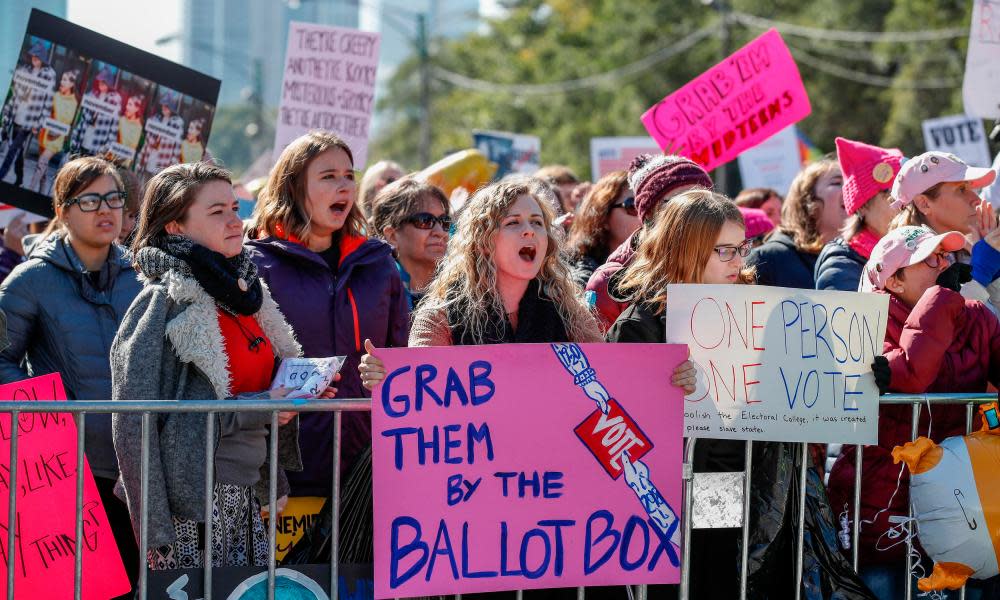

{"left": 746, "top": 230, "right": 818, "bottom": 289}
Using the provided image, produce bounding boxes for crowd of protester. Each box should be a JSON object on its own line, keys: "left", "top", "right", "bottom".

{"left": 0, "top": 126, "right": 998, "bottom": 599}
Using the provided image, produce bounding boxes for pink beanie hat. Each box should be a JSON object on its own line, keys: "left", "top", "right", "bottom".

{"left": 738, "top": 207, "right": 775, "bottom": 239}
{"left": 835, "top": 137, "right": 904, "bottom": 216}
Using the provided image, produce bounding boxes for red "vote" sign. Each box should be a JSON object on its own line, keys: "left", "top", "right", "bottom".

{"left": 574, "top": 399, "right": 653, "bottom": 479}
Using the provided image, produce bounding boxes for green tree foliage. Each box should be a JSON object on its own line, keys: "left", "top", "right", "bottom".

{"left": 370, "top": 0, "right": 991, "bottom": 186}
{"left": 206, "top": 104, "right": 276, "bottom": 178}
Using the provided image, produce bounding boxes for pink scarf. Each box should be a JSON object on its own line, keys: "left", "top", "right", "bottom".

{"left": 848, "top": 227, "right": 880, "bottom": 260}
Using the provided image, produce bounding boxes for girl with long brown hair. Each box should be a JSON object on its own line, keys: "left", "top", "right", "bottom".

{"left": 245, "top": 130, "right": 409, "bottom": 502}
{"left": 112, "top": 161, "right": 319, "bottom": 572}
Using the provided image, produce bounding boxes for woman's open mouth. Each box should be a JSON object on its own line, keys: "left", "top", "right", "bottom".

{"left": 518, "top": 245, "right": 537, "bottom": 262}
{"left": 330, "top": 200, "right": 349, "bottom": 215}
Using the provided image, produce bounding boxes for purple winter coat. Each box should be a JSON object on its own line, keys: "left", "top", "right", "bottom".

{"left": 246, "top": 234, "right": 410, "bottom": 496}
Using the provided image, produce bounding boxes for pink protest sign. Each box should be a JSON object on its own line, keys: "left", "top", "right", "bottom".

{"left": 0, "top": 374, "right": 130, "bottom": 599}
{"left": 641, "top": 28, "right": 811, "bottom": 172}
{"left": 371, "top": 343, "right": 686, "bottom": 598}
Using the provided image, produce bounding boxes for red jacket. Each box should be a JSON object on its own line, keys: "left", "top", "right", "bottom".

{"left": 585, "top": 232, "right": 637, "bottom": 331}
{"left": 827, "top": 286, "right": 998, "bottom": 565}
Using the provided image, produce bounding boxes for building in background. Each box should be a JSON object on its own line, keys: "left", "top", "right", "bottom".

{"left": 360, "top": 0, "right": 483, "bottom": 135}
{"left": 0, "top": 0, "right": 67, "bottom": 78}
{"left": 180, "top": 0, "right": 360, "bottom": 106}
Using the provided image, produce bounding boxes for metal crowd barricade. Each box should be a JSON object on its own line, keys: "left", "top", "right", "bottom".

{"left": 0, "top": 392, "right": 994, "bottom": 600}
{"left": 677, "top": 392, "right": 997, "bottom": 600}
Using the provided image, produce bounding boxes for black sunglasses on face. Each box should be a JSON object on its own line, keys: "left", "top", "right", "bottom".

{"left": 403, "top": 212, "right": 451, "bottom": 230}
{"left": 611, "top": 196, "right": 637, "bottom": 217}
{"left": 64, "top": 190, "right": 126, "bottom": 212}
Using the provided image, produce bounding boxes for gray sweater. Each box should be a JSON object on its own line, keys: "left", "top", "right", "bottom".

{"left": 111, "top": 267, "right": 303, "bottom": 550}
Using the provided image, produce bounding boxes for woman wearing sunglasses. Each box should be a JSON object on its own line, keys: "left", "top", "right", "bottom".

{"left": 565, "top": 170, "right": 640, "bottom": 289}
{"left": 0, "top": 156, "right": 142, "bottom": 587}
{"left": 370, "top": 177, "right": 450, "bottom": 311}
{"left": 246, "top": 131, "right": 409, "bottom": 508}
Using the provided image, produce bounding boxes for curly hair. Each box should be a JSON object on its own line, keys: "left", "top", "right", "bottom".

{"left": 416, "top": 176, "right": 596, "bottom": 344}
{"left": 779, "top": 156, "right": 839, "bottom": 253}
{"left": 566, "top": 170, "right": 629, "bottom": 260}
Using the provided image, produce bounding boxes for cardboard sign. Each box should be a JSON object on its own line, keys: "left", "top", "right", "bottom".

{"left": 588, "top": 137, "right": 662, "bottom": 182}
{"left": 963, "top": 0, "right": 1000, "bottom": 119}
{"left": 736, "top": 125, "right": 803, "bottom": 195}
{"left": 274, "top": 22, "right": 381, "bottom": 169}
{"left": 665, "top": 285, "right": 887, "bottom": 445}
{"left": 371, "top": 343, "right": 686, "bottom": 598}
{"left": 261, "top": 496, "right": 326, "bottom": 561}
{"left": 0, "top": 10, "right": 219, "bottom": 217}
{"left": 641, "top": 29, "right": 811, "bottom": 172}
{"left": 148, "top": 563, "right": 374, "bottom": 599}
{"left": 0, "top": 374, "right": 130, "bottom": 599}
{"left": 921, "top": 115, "right": 993, "bottom": 167}
{"left": 472, "top": 130, "right": 541, "bottom": 179}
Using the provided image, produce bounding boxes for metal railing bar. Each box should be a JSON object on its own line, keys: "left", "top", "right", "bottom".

{"left": 0, "top": 398, "right": 373, "bottom": 413}
{"left": 204, "top": 412, "right": 215, "bottom": 600}
{"left": 74, "top": 412, "right": 86, "bottom": 600}
{"left": 679, "top": 438, "right": 696, "bottom": 600}
{"left": 852, "top": 444, "right": 862, "bottom": 572}
{"left": 6, "top": 410, "right": 18, "bottom": 600}
{"left": 330, "top": 411, "right": 342, "bottom": 600}
{"left": 793, "top": 443, "right": 808, "bottom": 600}
{"left": 739, "top": 441, "right": 752, "bottom": 600}
{"left": 139, "top": 412, "right": 151, "bottom": 600}
{"left": 267, "top": 411, "right": 279, "bottom": 600}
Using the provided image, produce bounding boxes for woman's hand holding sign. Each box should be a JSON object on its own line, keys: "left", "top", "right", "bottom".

{"left": 361, "top": 339, "right": 387, "bottom": 391}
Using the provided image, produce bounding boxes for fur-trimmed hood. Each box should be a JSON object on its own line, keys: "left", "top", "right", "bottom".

{"left": 148, "top": 269, "right": 302, "bottom": 399}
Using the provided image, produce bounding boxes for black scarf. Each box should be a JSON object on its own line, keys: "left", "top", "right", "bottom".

{"left": 447, "top": 279, "right": 569, "bottom": 345}
{"left": 134, "top": 235, "right": 264, "bottom": 316}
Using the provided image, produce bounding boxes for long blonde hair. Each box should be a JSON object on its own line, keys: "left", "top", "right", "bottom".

{"left": 616, "top": 189, "right": 752, "bottom": 313}
{"left": 417, "top": 176, "right": 596, "bottom": 343}
{"left": 251, "top": 131, "right": 366, "bottom": 241}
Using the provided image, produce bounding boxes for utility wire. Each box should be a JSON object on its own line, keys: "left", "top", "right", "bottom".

{"left": 431, "top": 22, "right": 720, "bottom": 95}
{"left": 731, "top": 11, "right": 967, "bottom": 43}
{"left": 788, "top": 43, "right": 962, "bottom": 89}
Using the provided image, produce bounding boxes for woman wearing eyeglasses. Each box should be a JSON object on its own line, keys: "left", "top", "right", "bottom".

{"left": 370, "top": 177, "right": 450, "bottom": 311}
{"left": 0, "top": 156, "right": 142, "bottom": 588}
{"left": 605, "top": 188, "right": 751, "bottom": 598}
{"left": 565, "top": 170, "right": 640, "bottom": 290}
{"left": 246, "top": 131, "right": 409, "bottom": 505}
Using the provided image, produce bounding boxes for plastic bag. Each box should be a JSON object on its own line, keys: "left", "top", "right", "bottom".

{"left": 282, "top": 446, "right": 373, "bottom": 565}
{"left": 743, "top": 442, "right": 877, "bottom": 600}
{"left": 271, "top": 356, "right": 346, "bottom": 400}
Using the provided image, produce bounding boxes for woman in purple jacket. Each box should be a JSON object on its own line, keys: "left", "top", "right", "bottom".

{"left": 246, "top": 131, "right": 409, "bottom": 504}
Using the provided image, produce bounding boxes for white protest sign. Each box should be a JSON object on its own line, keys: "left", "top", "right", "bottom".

{"left": 963, "top": 0, "right": 1000, "bottom": 119}
{"left": 589, "top": 137, "right": 661, "bottom": 182}
{"left": 736, "top": 125, "right": 802, "bottom": 195}
{"left": 665, "top": 284, "right": 887, "bottom": 445}
{"left": 273, "top": 22, "right": 380, "bottom": 168}
{"left": 921, "top": 115, "right": 993, "bottom": 167}
{"left": 271, "top": 356, "right": 345, "bottom": 399}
